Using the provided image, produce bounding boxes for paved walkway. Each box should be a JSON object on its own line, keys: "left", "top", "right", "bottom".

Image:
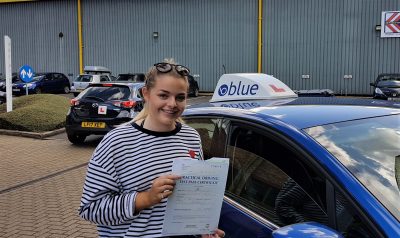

{"left": 0, "top": 134, "right": 98, "bottom": 237}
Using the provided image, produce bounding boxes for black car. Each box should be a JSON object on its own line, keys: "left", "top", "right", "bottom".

{"left": 12, "top": 72, "right": 71, "bottom": 95}
{"left": 65, "top": 82, "right": 144, "bottom": 144}
{"left": 115, "top": 73, "right": 145, "bottom": 82}
{"left": 370, "top": 73, "right": 400, "bottom": 101}
{"left": 188, "top": 75, "right": 199, "bottom": 97}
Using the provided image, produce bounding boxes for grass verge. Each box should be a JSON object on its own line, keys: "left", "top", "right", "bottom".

{"left": 0, "top": 94, "right": 70, "bottom": 132}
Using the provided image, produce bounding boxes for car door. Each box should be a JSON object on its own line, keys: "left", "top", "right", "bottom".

{"left": 42, "top": 74, "right": 54, "bottom": 92}
{"left": 52, "top": 73, "right": 64, "bottom": 92}
{"left": 185, "top": 116, "right": 378, "bottom": 238}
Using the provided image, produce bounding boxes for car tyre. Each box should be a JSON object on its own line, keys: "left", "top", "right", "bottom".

{"left": 35, "top": 88, "right": 42, "bottom": 94}
{"left": 73, "top": 92, "right": 79, "bottom": 97}
{"left": 67, "top": 133, "right": 86, "bottom": 144}
{"left": 63, "top": 86, "right": 70, "bottom": 94}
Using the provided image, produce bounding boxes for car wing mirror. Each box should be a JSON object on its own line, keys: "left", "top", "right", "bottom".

{"left": 370, "top": 82, "right": 375, "bottom": 86}
{"left": 271, "top": 222, "right": 343, "bottom": 238}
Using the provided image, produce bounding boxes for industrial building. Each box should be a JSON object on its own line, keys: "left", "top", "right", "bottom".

{"left": 0, "top": 0, "right": 399, "bottom": 95}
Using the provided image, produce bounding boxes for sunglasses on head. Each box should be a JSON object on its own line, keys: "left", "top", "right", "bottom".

{"left": 154, "top": 63, "right": 190, "bottom": 77}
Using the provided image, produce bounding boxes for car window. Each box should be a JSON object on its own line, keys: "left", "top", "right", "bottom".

{"left": 100, "top": 76, "right": 109, "bottom": 82}
{"left": 81, "top": 86, "right": 131, "bottom": 101}
{"left": 225, "top": 126, "right": 328, "bottom": 226}
{"left": 185, "top": 118, "right": 226, "bottom": 160}
{"left": 76, "top": 75, "right": 91, "bottom": 82}
{"left": 332, "top": 190, "right": 375, "bottom": 238}
{"left": 305, "top": 115, "right": 400, "bottom": 222}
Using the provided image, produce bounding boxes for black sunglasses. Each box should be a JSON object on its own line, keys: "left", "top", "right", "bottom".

{"left": 154, "top": 63, "right": 190, "bottom": 76}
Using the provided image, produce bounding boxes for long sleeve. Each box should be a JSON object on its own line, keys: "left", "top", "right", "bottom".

{"left": 79, "top": 159, "right": 139, "bottom": 226}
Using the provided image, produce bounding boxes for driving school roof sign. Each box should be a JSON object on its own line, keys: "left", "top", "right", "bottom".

{"left": 381, "top": 11, "right": 400, "bottom": 38}
{"left": 210, "top": 73, "right": 297, "bottom": 102}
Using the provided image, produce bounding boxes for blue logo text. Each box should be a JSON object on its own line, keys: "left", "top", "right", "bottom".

{"left": 218, "top": 81, "right": 259, "bottom": 96}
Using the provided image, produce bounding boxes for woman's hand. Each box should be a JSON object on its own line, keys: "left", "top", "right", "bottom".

{"left": 149, "top": 174, "right": 181, "bottom": 203}
{"left": 135, "top": 174, "right": 181, "bottom": 212}
{"left": 202, "top": 229, "right": 225, "bottom": 238}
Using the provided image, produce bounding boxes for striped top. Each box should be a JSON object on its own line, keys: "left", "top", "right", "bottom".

{"left": 79, "top": 122, "right": 203, "bottom": 237}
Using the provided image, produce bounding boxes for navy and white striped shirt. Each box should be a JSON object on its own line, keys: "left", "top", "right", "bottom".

{"left": 79, "top": 122, "right": 203, "bottom": 237}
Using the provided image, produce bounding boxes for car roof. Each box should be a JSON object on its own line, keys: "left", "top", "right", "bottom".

{"left": 185, "top": 73, "right": 400, "bottom": 128}
{"left": 186, "top": 96, "right": 400, "bottom": 129}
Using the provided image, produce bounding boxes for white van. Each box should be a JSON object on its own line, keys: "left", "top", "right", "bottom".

{"left": 71, "top": 66, "right": 114, "bottom": 96}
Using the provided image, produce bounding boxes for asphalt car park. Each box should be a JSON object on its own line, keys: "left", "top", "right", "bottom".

{"left": 182, "top": 73, "right": 400, "bottom": 238}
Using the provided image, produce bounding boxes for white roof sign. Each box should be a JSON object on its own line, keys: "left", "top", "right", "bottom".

{"left": 210, "top": 73, "right": 297, "bottom": 102}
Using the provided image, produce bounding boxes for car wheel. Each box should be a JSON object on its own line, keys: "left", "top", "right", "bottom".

{"left": 35, "top": 88, "right": 42, "bottom": 94}
{"left": 67, "top": 133, "right": 86, "bottom": 144}
{"left": 63, "top": 86, "right": 70, "bottom": 94}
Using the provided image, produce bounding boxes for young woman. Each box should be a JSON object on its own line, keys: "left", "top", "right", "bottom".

{"left": 79, "top": 60, "right": 225, "bottom": 238}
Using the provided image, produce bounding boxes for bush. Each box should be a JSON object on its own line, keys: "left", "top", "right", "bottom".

{"left": 0, "top": 94, "right": 70, "bottom": 132}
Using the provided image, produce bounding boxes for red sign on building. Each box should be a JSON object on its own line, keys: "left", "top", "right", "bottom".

{"left": 382, "top": 11, "right": 400, "bottom": 38}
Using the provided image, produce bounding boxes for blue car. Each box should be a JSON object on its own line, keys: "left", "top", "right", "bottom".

{"left": 12, "top": 72, "right": 71, "bottom": 95}
{"left": 182, "top": 74, "right": 400, "bottom": 238}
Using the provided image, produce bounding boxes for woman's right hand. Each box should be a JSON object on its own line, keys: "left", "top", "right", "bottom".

{"left": 135, "top": 174, "right": 181, "bottom": 212}
{"left": 148, "top": 174, "right": 181, "bottom": 204}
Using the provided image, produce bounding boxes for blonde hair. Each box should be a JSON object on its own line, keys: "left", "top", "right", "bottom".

{"left": 133, "top": 58, "right": 188, "bottom": 123}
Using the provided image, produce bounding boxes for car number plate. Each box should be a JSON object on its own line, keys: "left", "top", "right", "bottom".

{"left": 12, "top": 89, "right": 20, "bottom": 92}
{"left": 81, "top": 122, "right": 106, "bottom": 128}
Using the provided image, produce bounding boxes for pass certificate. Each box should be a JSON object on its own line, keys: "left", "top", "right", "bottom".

{"left": 162, "top": 157, "right": 229, "bottom": 236}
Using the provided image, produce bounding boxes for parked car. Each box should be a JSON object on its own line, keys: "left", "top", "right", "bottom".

{"left": 188, "top": 75, "right": 199, "bottom": 97}
{"left": 71, "top": 66, "right": 115, "bottom": 96}
{"left": 370, "top": 73, "right": 400, "bottom": 101}
{"left": 115, "top": 73, "right": 145, "bottom": 82}
{"left": 1, "top": 75, "right": 25, "bottom": 92}
{"left": 70, "top": 74, "right": 113, "bottom": 96}
{"left": 66, "top": 82, "right": 144, "bottom": 144}
{"left": 11, "top": 72, "right": 70, "bottom": 95}
{"left": 182, "top": 73, "right": 400, "bottom": 238}
{"left": 0, "top": 90, "right": 5, "bottom": 104}
{"left": 294, "top": 89, "right": 335, "bottom": 97}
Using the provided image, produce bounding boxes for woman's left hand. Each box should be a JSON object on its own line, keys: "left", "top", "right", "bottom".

{"left": 201, "top": 229, "right": 225, "bottom": 238}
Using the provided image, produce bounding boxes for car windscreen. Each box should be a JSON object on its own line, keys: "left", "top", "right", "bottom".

{"left": 377, "top": 76, "right": 400, "bottom": 87}
{"left": 116, "top": 74, "right": 145, "bottom": 82}
{"left": 31, "top": 75, "right": 44, "bottom": 82}
{"left": 305, "top": 114, "right": 400, "bottom": 221}
{"left": 80, "top": 86, "right": 131, "bottom": 101}
{"left": 75, "top": 75, "right": 92, "bottom": 82}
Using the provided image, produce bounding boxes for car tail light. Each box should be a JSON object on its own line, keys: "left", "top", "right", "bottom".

{"left": 112, "top": 100, "right": 136, "bottom": 108}
{"left": 70, "top": 98, "right": 80, "bottom": 106}
{"left": 102, "top": 84, "right": 113, "bottom": 87}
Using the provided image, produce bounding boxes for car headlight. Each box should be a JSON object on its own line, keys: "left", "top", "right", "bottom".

{"left": 0, "top": 82, "right": 4, "bottom": 87}
{"left": 375, "top": 87, "right": 383, "bottom": 94}
{"left": 23, "top": 83, "right": 34, "bottom": 88}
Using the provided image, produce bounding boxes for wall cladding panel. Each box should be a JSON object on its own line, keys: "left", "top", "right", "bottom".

{"left": 264, "top": 0, "right": 400, "bottom": 95}
{"left": 82, "top": 0, "right": 257, "bottom": 91}
{"left": 0, "top": 0, "right": 78, "bottom": 82}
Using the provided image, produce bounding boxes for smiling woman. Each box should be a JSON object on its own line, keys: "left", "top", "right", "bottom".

{"left": 78, "top": 60, "right": 226, "bottom": 238}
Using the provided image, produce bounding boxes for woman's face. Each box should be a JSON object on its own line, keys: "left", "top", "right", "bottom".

{"left": 143, "top": 74, "right": 188, "bottom": 130}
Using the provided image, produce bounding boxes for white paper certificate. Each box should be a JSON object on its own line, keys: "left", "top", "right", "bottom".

{"left": 162, "top": 157, "right": 229, "bottom": 236}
